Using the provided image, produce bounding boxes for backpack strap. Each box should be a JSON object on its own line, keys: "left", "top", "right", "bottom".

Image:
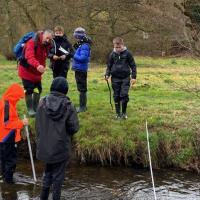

{"left": 20, "top": 31, "right": 41, "bottom": 68}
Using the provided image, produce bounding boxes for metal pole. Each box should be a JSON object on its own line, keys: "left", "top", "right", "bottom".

{"left": 24, "top": 115, "right": 37, "bottom": 183}
{"left": 146, "top": 120, "right": 157, "bottom": 200}
{"left": 105, "top": 78, "right": 113, "bottom": 110}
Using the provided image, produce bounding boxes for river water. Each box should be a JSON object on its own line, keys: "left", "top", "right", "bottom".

{"left": 0, "top": 160, "right": 200, "bottom": 200}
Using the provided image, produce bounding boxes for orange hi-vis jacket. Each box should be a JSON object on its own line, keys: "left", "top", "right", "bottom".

{"left": 0, "top": 83, "right": 25, "bottom": 143}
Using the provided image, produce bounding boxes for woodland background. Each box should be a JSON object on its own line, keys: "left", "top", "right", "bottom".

{"left": 0, "top": 0, "right": 200, "bottom": 62}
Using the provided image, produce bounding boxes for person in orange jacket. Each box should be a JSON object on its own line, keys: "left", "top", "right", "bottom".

{"left": 0, "top": 83, "right": 28, "bottom": 183}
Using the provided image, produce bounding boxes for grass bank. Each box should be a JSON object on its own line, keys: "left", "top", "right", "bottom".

{"left": 0, "top": 55, "right": 200, "bottom": 172}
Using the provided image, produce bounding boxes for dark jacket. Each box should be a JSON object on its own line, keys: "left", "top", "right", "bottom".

{"left": 72, "top": 37, "right": 91, "bottom": 72}
{"left": 36, "top": 92, "right": 79, "bottom": 164}
{"left": 106, "top": 48, "right": 137, "bottom": 79}
{"left": 48, "top": 35, "right": 74, "bottom": 70}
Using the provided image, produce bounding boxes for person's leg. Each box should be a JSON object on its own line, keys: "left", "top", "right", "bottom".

{"left": 60, "top": 63, "right": 69, "bottom": 79}
{"left": 4, "top": 143, "right": 16, "bottom": 183}
{"left": 75, "top": 71, "right": 87, "bottom": 112}
{"left": 0, "top": 143, "right": 6, "bottom": 180}
{"left": 111, "top": 78, "right": 121, "bottom": 119}
{"left": 40, "top": 163, "right": 53, "bottom": 200}
{"left": 52, "top": 160, "right": 68, "bottom": 200}
{"left": 53, "top": 70, "right": 59, "bottom": 78}
{"left": 3, "top": 132, "right": 17, "bottom": 183}
{"left": 22, "top": 79, "right": 36, "bottom": 117}
{"left": 120, "top": 77, "right": 130, "bottom": 119}
{"left": 33, "top": 81, "right": 42, "bottom": 112}
{"left": 53, "top": 64, "right": 61, "bottom": 78}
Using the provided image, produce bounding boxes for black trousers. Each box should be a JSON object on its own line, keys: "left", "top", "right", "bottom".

{"left": 22, "top": 79, "right": 42, "bottom": 95}
{"left": 75, "top": 71, "right": 87, "bottom": 93}
{"left": 0, "top": 132, "right": 17, "bottom": 182}
{"left": 52, "top": 62, "right": 70, "bottom": 79}
{"left": 42, "top": 160, "right": 68, "bottom": 192}
{"left": 111, "top": 77, "right": 130, "bottom": 103}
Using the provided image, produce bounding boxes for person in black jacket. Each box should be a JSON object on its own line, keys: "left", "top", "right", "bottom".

{"left": 36, "top": 77, "right": 79, "bottom": 200}
{"left": 105, "top": 37, "right": 137, "bottom": 119}
{"left": 49, "top": 26, "right": 74, "bottom": 78}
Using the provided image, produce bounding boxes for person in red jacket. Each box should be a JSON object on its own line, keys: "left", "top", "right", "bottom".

{"left": 18, "top": 30, "right": 53, "bottom": 117}
{"left": 0, "top": 83, "right": 28, "bottom": 183}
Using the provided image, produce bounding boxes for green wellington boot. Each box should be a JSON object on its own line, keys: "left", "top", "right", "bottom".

{"left": 25, "top": 94, "right": 36, "bottom": 117}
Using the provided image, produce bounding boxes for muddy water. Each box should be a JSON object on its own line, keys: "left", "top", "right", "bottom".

{"left": 0, "top": 160, "right": 200, "bottom": 200}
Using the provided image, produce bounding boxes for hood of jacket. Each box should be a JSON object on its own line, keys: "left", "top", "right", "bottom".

{"left": 3, "top": 83, "right": 24, "bottom": 103}
{"left": 43, "top": 92, "right": 70, "bottom": 121}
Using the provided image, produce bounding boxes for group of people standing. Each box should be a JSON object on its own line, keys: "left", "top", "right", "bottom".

{"left": 0, "top": 25, "right": 137, "bottom": 200}
{"left": 17, "top": 25, "right": 92, "bottom": 200}
{"left": 18, "top": 26, "right": 91, "bottom": 118}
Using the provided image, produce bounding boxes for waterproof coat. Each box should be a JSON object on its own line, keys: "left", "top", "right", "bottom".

{"left": 48, "top": 35, "right": 74, "bottom": 70}
{"left": 72, "top": 39, "right": 91, "bottom": 72}
{"left": 106, "top": 49, "right": 137, "bottom": 79}
{"left": 36, "top": 92, "right": 79, "bottom": 163}
{"left": 18, "top": 32, "right": 50, "bottom": 83}
{"left": 0, "top": 83, "right": 24, "bottom": 143}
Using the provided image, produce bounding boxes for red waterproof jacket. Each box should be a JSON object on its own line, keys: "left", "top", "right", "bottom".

{"left": 18, "top": 32, "right": 49, "bottom": 83}
{"left": 0, "top": 83, "right": 25, "bottom": 143}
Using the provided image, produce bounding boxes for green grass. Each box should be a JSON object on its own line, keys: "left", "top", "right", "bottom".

{"left": 1, "top": 56, "right": 200, "bottom": 171}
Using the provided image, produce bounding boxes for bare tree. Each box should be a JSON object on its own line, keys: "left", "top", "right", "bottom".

{"left": 0, "top": 0, "right": 190, "bottom": 60}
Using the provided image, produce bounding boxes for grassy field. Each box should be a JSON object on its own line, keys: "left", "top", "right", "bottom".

{"left": 0, "top": 55, "right": 200, "bottom": 171}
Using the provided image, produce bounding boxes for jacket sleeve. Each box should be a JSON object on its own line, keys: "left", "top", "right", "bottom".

{"left": 66, "top": 43, "right": 74, "bottom": 60}
{"left": 105, "top": 53, "right": 113, "bottom": 77}
{"left": 5, "top": 120, "right": 23, "bottom": 129}
{"left": 35, "top": 98, "right": 45, "bottom": 139}
{"left": 73, "top": 44, "right": 90, "bottom": 62}
{"left": 127, "top": 51, "right": 137, "bottom": 79}
{"left": 66, "top": 105, "right": 79, "bottom": 135}
{"left": 48, "top": 44, "right": 56, "bottom": 59}
{"left": 24, "top": 40, "right": 40, "bottom": 68}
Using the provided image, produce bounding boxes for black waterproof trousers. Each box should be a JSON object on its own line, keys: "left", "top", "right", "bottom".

{"left": 41, "top": 159, "right": 68, "bottom": 200}
{"left": 22, "top": 79, "right": 42, "bottom": 95}
{"left": 111, "top": 77, "right": 130, "bottom": 103}
{"left": 75, "top": 71, "right": 87, "bottom": 93}
{"left": 0, "top": 131, "right": 17, "bottom": 183}
{"left": 52, "top": 62, "right": 70, "bottom": 79}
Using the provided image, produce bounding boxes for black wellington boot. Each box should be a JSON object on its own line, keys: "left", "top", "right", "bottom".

{"left": 76, "top": 92, "right": 87, "bottom": 113}
{"left": 114, "top": 101, "right": 121, "bottom": 120}
{"left": 25, "top": 94, "right": 36, "bottom": 117}
{"left": 40, "top": 187, "right": 50, "bottom": 200}
{"left": 33, "top": 93, "right": 40, "bottom": 112}
{"left": 121, "top": 101, "right": 128, "bottom": 119}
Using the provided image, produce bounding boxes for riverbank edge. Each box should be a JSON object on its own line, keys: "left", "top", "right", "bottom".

{"left": 17, "top": 130, "right": 200, "bottom": 174}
